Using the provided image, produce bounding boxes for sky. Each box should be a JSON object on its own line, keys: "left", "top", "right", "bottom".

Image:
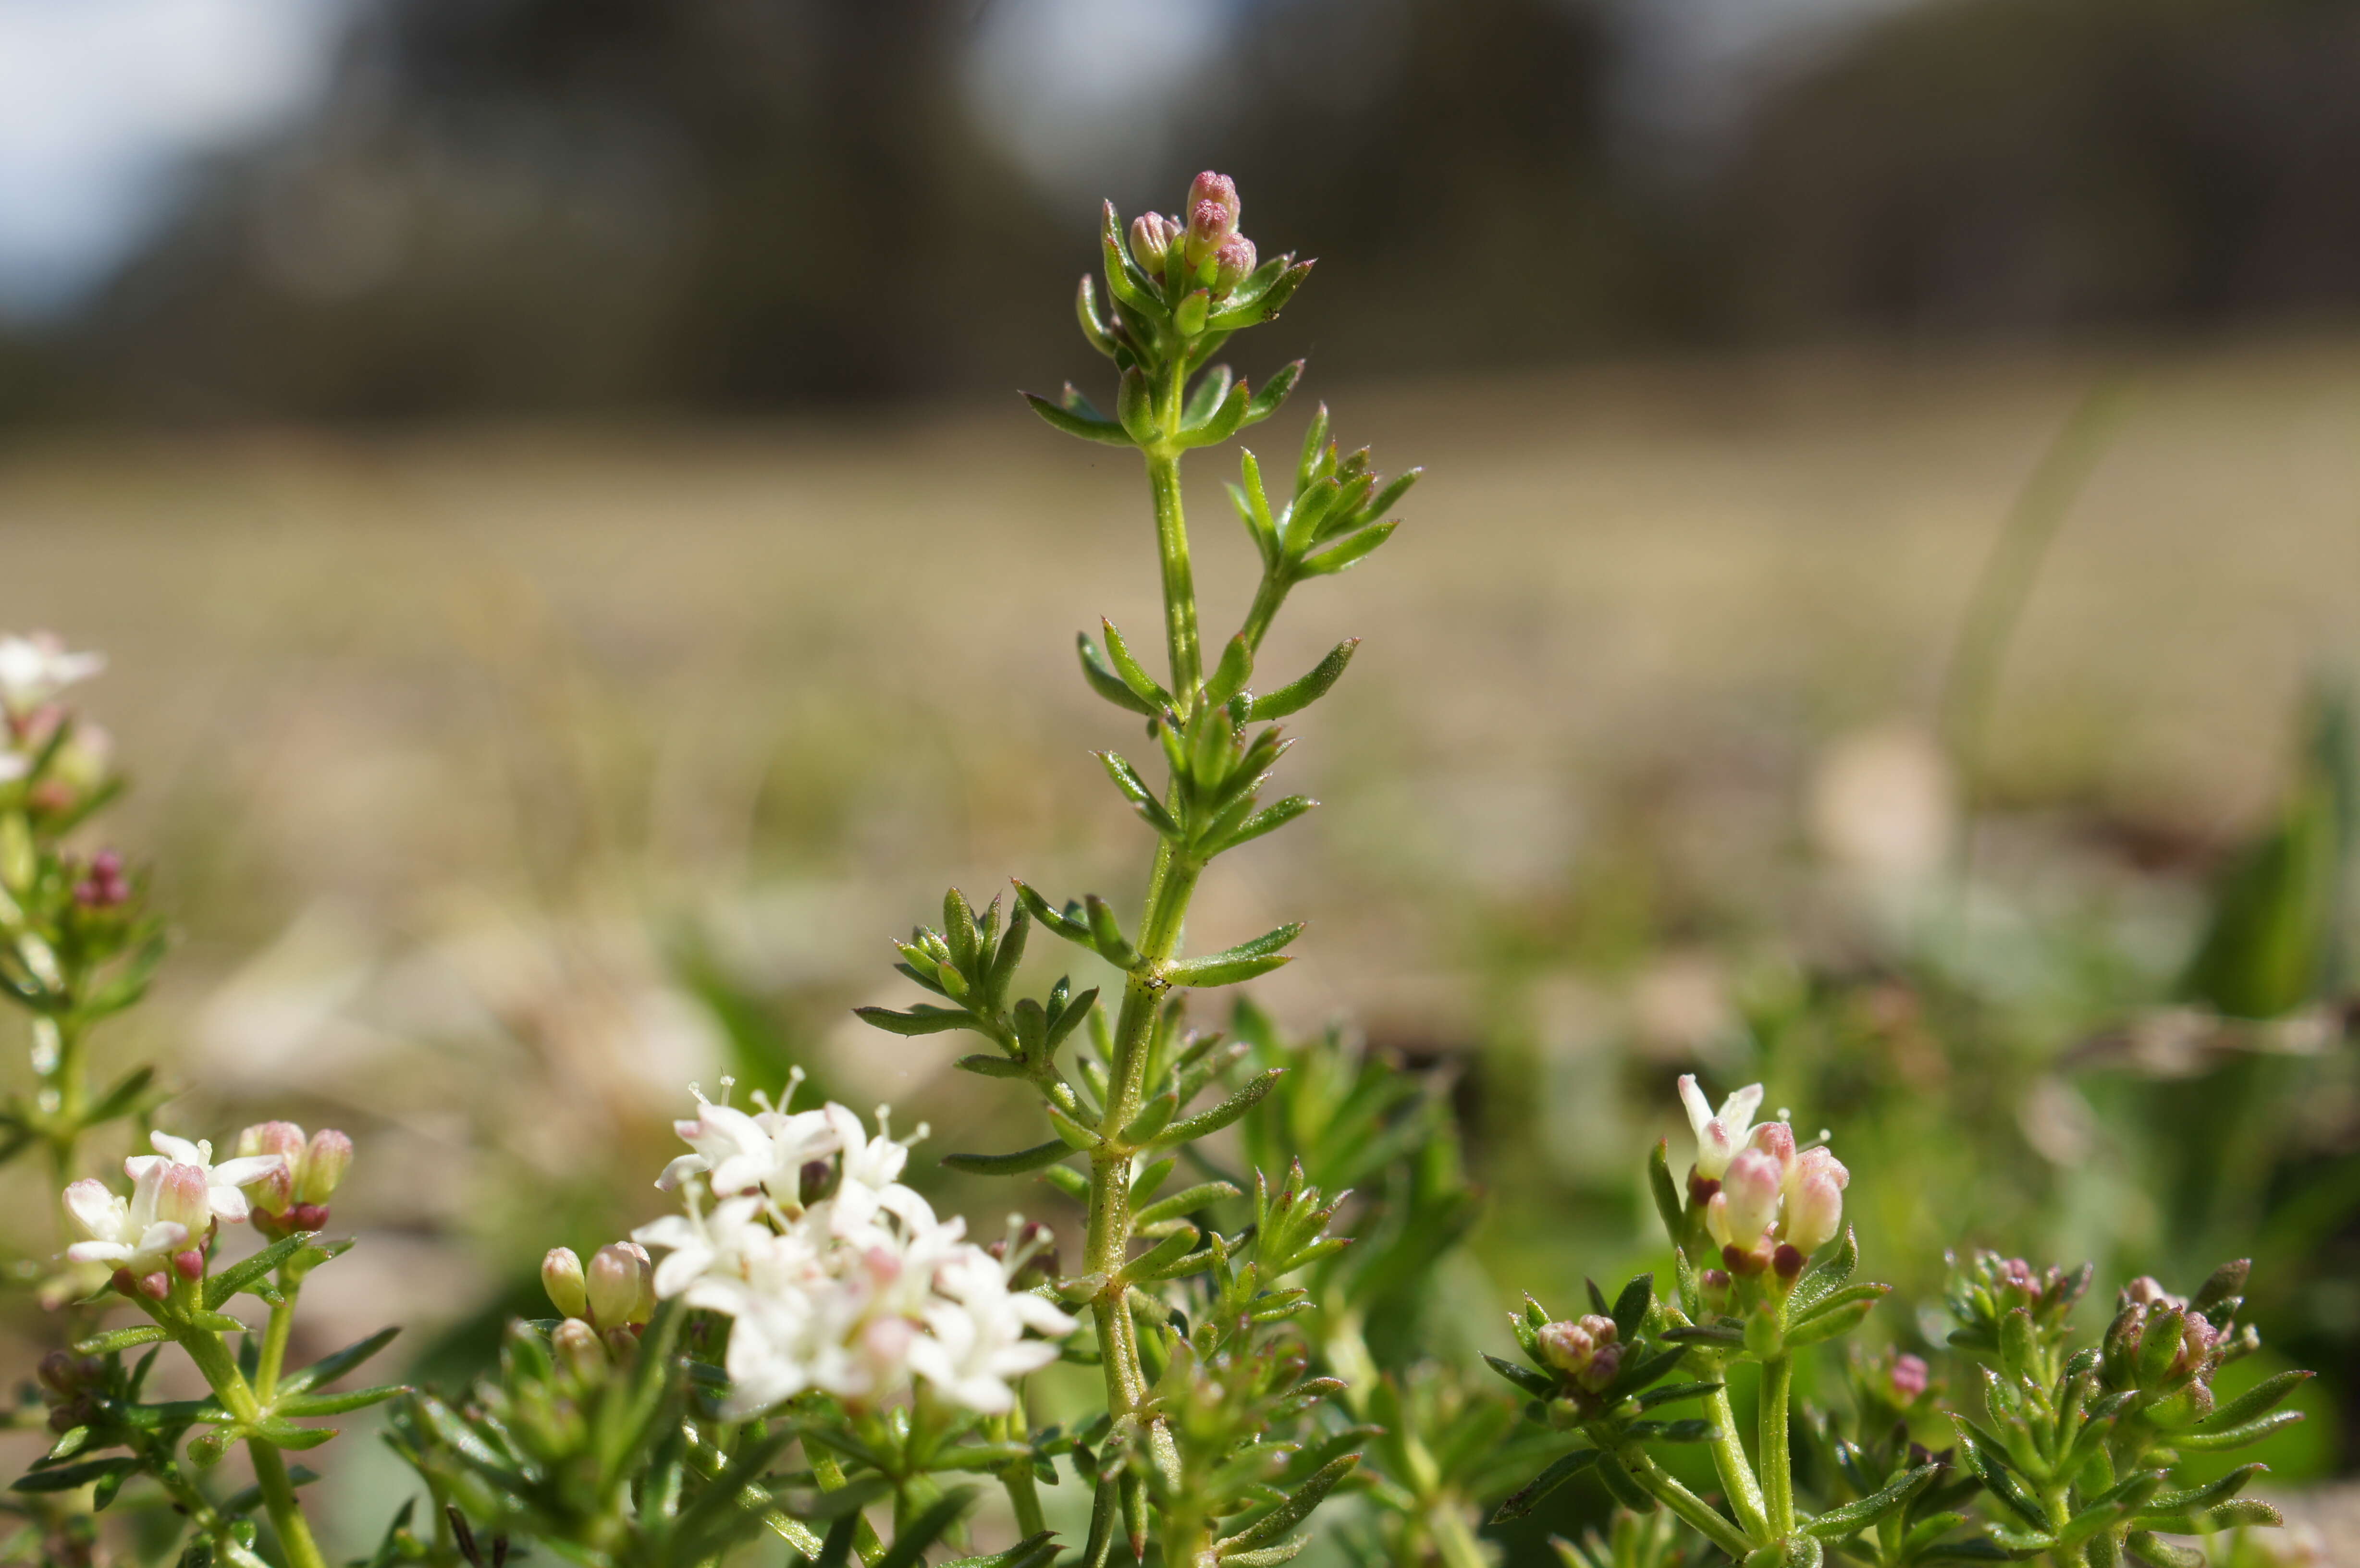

{"left": 0, "top": 0, "right": 1918, "bottom": 321}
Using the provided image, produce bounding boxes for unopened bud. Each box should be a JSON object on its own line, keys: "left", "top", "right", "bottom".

{"left": 1187, "top": 171, "right": 1241, "bottom": 226}
{"left": 1184, "top": 196, "right": 1239, "bottom": 269}
{"left": 1781, "top": 1148, "right": 1848, "bottom": 1254}
{"left": 542, "top": 1247, "right": 589, "bottom": 1321}
{"left": 587, "top": 1241, "right": 653, "bottom": 1330}
{"left": 154, "top": 1164, "right": 211, "bottom": 1240}
{"left": 1210, "top": 233, "right": 1257, "bottom": 295}
{"left": 235, "top": 1122, "right": 305, "bottom": 1218}
{"left": 551, "top": 1316, "right": 605, "bottom": 1378}
{"left": 1537, "top": 1320, "right": 1595, "bottom": 1375}
{"left": 1891, "top": 1352, "right": 1930, "bottom": 1402}
{"left": 1699, "top": 1267, "right": 1734, "bottom": 1315}
{"left": 295, "top": 1129, "right": 352, "bottom": 1204}
{"left": 173, "top": 1248, "right": 205, "bottom": 1281}
{"left": 1130, "top": 212, "right": 1179, "bottom": 272}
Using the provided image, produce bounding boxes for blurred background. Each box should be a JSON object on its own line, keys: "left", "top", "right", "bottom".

{"left": 7, "top": 0, "right": 2360, "bottom": 1558}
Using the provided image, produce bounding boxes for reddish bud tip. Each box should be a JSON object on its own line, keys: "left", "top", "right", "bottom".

{"left": 173, "top": 1248, "right": 205, "bottom": 1281}
{"left": 1773, "top": 1243, "right": 1806, "bottom": 1279}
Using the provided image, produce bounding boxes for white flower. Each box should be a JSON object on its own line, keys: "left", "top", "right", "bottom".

{"left": 908, "top": 1245, "right": 1078, "bottom": 1414}
{"left": 126, "top": 1132, "right": 285, "bottom": 1228}
{"left": 63, "top": 1161, "right": 208, "bottom": 1275}
{"left": 826, "top": 1102, "right": 930, "bottom": 1240}
{"left": 634, "top": 1193, "right": 789, "bottom": 1300}
{"left": 1677, "top": 1075, "right": 1764, "bottom": 1182}
{"left": 634, "top": 1096, "right": 1073, "bottom": 1420}
{"left": 658, "top": 1088, "right": 842, "bottom": 1207}
{"left": 0, "top": 633, "right": 104, "bottom": 716}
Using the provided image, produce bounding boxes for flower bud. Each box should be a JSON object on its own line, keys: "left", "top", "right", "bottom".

{"left": 587, "top": 1241, "right": 653, "bottom": 1330}
{"left": 1130, "top": 212, "right": 1179, "bottom": 272}
{"left": 1747, "top": 1120, "right": 1796, "bottom": 1172}
{"left": 1536, "top": 1320, "right": 1596, "bottom": 1375}
{"left": 552, "top": 1316, "right": 606, "bottom": 1378}
{"left": 542, "top": 1247, "right": 590, "bottom": 1321}
{"left": 295, "top": 1129, "right": 352, "bottom": 1205}
{"left": 1891, "top": 1352, "right": 1930, "bottom": 1403}
{"left": 235, "top": 1123, "right": 304, "bottom": 1218}
{"left": 1713, "top": 1148, "right": 1784, "bottom": 1250}
{"left": 154, "top": 1163, "right": 211, "bottom": 1241}
{"left": 1187, "top": 171, "right": 1241, "bottom": 227}
{"left": 1781, "top": 1147, "right": 1848, "bottom": 1254}
{"left": 1210, "top": 233, "right": 1257, "bottom": 295}
{"left": 1184, "top": 192, "right": 1239, "bottom": 269}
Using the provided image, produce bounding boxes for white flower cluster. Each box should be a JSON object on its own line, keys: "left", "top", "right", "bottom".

{"left": 633, "top": 1085, "right": 1076, "bottom": 1420}
{"left": 0, "top": 631, "right": 109, "bottom": 789}
{"left": 1678, "top": 1075, "right": 1848, "bottom": 1274}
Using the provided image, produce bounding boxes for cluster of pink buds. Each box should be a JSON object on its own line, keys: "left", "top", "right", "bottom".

{"left": 1128, "top": 172, "right": 1260, "bottom": 298}
{"left": 2102, "top": 1275, "right": 2235, "bottom": 1397}
{"left": 1678, "top": 1075, "right": 1848, "bottom": 1281}
{"left": 1536, "top": 1313, "right": 1623, "bottom": 1394}
{"left": 544, "top": 1241, "right": 656, "bottom": 1364}
{"left": 73, "top": 850, "right": 130, "bottom": 909}
{"left": 235, "top": 1122, "right": 354, "bottom": 1237}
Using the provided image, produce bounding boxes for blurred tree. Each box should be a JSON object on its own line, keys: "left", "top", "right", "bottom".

{"left": 1721, "top": 0, "right": 2360, "bottom": 335}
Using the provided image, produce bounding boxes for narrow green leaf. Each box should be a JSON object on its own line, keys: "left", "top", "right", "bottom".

{"left": 1148, "top": 1068, "right": 1281, "bottom": 1148}
{"left": 203, "top": 1233, "right": 310, "bottom": 1309}
{"left": 1100, "top": 619, "right": 1172, "bottom": 709}
{"left": 1243, "top": 359, "right": 1304, "bottom": 425}
{"left": 1217, "top": 1454, "right": 1358, "bottom": 1552}
{"left": 279, "top": 1326, "right": 400, "bottom": 1396}
{"left": 1078, "top": 634, "right": 1157, "bottom": 716}
{"left": 1483, "top": 1353, "right": 1558, "bottom": 1400}
{"left": 854, "top": 1004, "right": 976, "bottom": 1037}
{"left": 1248, "top": 640, "right": 1359, "bottom": 721}
{"left": 1205, "top": 634, "right": 1254, "bottom": 707}
{"left": 942, "top": 1141, "right": 1073, "bottom": 1177}
{"left": 1299, "top": 522, "right": 1397, "bottom": 576}
{"left": 1183, "top": 365, "right": 1234, "bottom": 428}
{"left": 73, "top": 1324, "right": 170, "bottom": 1357}
{"left": 1022, "top": 392, "right": 1131, "bottom": 447}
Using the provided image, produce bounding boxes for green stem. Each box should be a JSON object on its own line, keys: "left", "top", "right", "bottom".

{"left": 1146, "top": 453, "right": 1203, "bottom": 701}
{"left": 995, "top": 1405, "right": 1047, "bottom": 1540}
{"left": 1625, "top": 1452, "right": 1758, "bottom": 1561}
{"left": 1702, "top": 1380, "right": 1772, "bottom": 1541}
{"left": 1761, "top": 1354, "right": 1795, "bottom": 1538}
{"left": 2040, "top": 1484, "right": 2088, "bottom": 1567}
{"left": 1238, "top": 571, "right": 1292, "bottom": 656}
{"left": 179, "top": 1326, "right": 328, "bottom": 1568}
{"left": 809, "top": 1444, "right": 885, "bottom": 1566}
{"left": 256, "top": 1284, "right": 298, "bottom": 1403}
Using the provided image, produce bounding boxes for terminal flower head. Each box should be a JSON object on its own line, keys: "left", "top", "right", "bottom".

{"left": 1537, "top": 1313, "right": 1622, "bottom": 1388}
{"left": 0, "top": 633, "right": 104, "bottom": 718}
{"left": 1678, "top": 1075, "right": 1764, "bottom": 1184}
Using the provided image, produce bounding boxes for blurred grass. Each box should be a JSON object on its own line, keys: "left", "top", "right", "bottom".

{"left": 8, "top": 333, "right": 2360, "bottom": 1551}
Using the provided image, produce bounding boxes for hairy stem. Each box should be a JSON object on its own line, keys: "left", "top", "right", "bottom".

{"left": 1147, "top": 453, "right": 1203, "bottom": 704}
{"left": 1761, "top": 1353, "right": 1795, "bottom": 1538}
{"left": 808, "top": 1444, "right": 885, "bottom": 1566}
{"left": 1702, "top": 1379, "right": 1772, "bottom": 1542}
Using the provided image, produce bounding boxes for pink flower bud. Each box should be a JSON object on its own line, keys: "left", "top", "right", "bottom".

{"left": 1187, "top": 171, "right": 1241, "bottom": 225}
{"left": 1129, "top": 212, "right": 1179, "bottom": 271}
{"left": 154, "top": 1163, "right": 211, "bottom": 1240}
{"left": 1781, "top": 1147, "right": 1848, "bottom": 1254}
{"left": 173, "top": 1248, "right": 206, "bottom": 1281}
{"left": 1713, "top": 1148, "right": 1783, "bottom": 1249}
{"left": 1891, "top": 1353, "right": 1930, "bottom": 1402}
{"left": 1747, "top": 1120, "right": 1796, "bottom": 1171}
{"left": 1536, "top": 1320, "right": 1597, "bottom": 1375}
{"left": 235, "top": 1122, "right": 304, "bottom": 1217}
{"left": 296, "top": 1129, "right": 352, "bottom": 1204}
{"left": 138, "top": 1271, "right": 170, "bottom": 1300}
{"left": 1184, "top": 196, "right": 1239, "bottom": 268}
{"left": 542, "top": 1247, "right": 589, "bottom": 1321}
{"left": 587, "top": 1241, "right": 653, "bottom": 1329}
{"left": 1210, "top": 233, "right": 1258, "bottom": 295}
